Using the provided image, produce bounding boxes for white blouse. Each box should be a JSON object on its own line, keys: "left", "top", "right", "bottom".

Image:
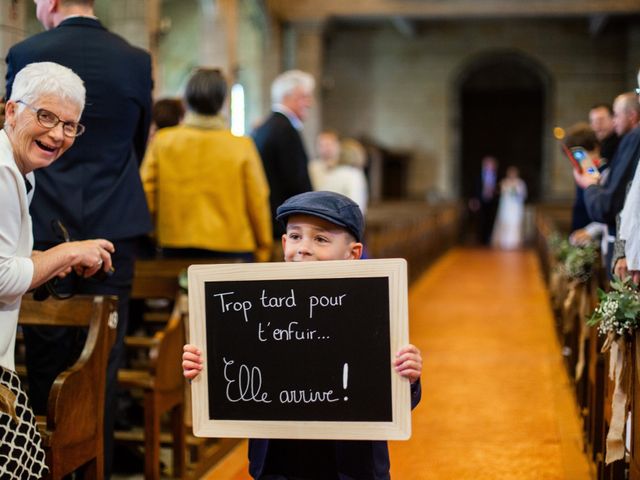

{"left": 0, "top": 129, "right": 35, "bottom": 370}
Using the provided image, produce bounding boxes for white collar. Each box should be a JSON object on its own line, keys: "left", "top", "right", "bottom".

{"left": 62, "top": 14, "right": 99, "bottom": 21}
{"left": 273, "top": 104, "right": 303, "bottom": 131}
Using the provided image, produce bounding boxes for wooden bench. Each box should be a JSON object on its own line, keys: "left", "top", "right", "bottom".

{"left": 365, "top": 201, "right": 462, "bottom": 281}
{"left": 118, "top": 257, "right": 243, "bottom": 479}
{"left": 118, "top": 292, "right": 186, "bottom": 479}
{"left": 534, "top": 204, "right": 632, "bottom": 479}
{"left": 18, "top": 295, "right": 117, "bottom": 479}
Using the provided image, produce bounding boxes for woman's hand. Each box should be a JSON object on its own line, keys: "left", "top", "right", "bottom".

{"left": 61, "top": 239, "right": 114, "bottom": 278}
{"left": 573, "top": 169, "right": 599, "bottom": 189}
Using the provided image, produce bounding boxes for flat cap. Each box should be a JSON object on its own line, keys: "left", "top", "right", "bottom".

{"left": 276, "top": 191, "right": 364, "bottom": 242}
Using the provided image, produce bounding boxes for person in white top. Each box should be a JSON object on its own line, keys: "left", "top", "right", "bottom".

{"left": 0, "top": 61, "right": 114, "bottom": 478}
{"left": 308, "top": 129, "right": 340, "bottom": 190}
{"left": 314, "top": 137, "right": 369, "bottom": 215}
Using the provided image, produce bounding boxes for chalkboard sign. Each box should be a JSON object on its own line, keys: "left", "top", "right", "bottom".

{"left": 188, "top": 258, "right": 410, "bottom": 440}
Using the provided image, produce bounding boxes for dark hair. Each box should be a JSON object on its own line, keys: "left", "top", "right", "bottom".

{"left": 589, "top": 103, "right": 613, "bottom": 116}
{"left": 152, "top": 98, "right": 184, "bottom": 129}
{"left": 185, "top": 68, "right": 227, "bottom": 115}
{"left": 563, "top": 122, "right": 599, "bottom": 152}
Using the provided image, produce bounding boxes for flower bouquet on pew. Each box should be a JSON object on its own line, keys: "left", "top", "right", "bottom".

{"left": 563, "top": 242, "right": 598, "bottom": 284}
{"left": 548, "top": 232, "right": 571, "bottom": 311}
{"left": 587, "top": 276, "right": 640, "bottom": 464}
{"left": 588, "top": 276, "right": 640, "bottom": 338}
{"left": 548, "top": 232, "right": 571, "bottom": 264}
{"left": 560, "top": 241, "right": 599, "bottom": 322}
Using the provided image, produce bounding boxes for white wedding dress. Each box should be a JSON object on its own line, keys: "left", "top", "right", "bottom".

{"left": 491, "top": 178, "right": 527, "bottom": 250}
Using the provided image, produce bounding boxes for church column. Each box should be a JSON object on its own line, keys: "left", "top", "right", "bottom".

{"left": 282, "top": 20, "right": 325, "bottom": 158}
{"left": 199, "top": 0, "right": 239, "bottom": 84}
{"left": 0, "top": 0, "right": 26, "bottom": 93}
{"left": 109, "top": 0, "right": 161, "bottom": 92}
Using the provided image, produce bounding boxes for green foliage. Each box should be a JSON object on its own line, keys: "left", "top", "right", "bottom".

{"left": 588, "top": 277, "right": 640, "bottom": 337}
{"left": 563, "top": 242, "right": 598, "bottom": 282}
{"left": 548, "top": 232, "right": 571, "bottom": 263}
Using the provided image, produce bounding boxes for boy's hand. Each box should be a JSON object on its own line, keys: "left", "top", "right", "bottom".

{"left": 183, "top": 344, "right": 203, "bottom": 379}
{"left": 394, "top": 344, "right": 422, "bottom": 384}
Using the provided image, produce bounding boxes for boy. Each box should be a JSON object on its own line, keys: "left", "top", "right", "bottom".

{"left": 183, "top": 191, "right": 423, "bottom": 479}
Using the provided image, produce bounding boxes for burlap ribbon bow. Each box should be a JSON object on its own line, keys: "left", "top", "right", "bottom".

{"left": 601, "top": 333, "right": 632, "bottom": 464}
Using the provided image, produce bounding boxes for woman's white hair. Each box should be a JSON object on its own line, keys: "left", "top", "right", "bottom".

{"left": 271, "top": 69, "right": 315, "bottom": 105}
{"left": 9, "top": 62, "right": 86, "bottom": 117}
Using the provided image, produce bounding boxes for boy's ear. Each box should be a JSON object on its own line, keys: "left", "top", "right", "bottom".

{"left": 348, "top": 242, "right": 363, "bottom": 260}
{"left": 281, "top": 233, "right": 287, "bottom": 252}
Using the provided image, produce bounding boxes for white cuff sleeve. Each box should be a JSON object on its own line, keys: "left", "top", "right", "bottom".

{"left": 0, "top": 256, "right": 33, "bottom": 306}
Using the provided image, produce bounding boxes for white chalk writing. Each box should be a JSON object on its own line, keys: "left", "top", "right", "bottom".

{"left": 309, "top": 294, "right": 347, "bottom": 318}
{"left": 223, "top": 358, "right": 272, "bottom": 403}
{"left": 213, "top": 292, "right": 252, "bottom": 322}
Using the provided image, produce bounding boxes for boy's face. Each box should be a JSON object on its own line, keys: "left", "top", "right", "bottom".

{"left": 282, "top": 214, "right": 363, "bottom": 262}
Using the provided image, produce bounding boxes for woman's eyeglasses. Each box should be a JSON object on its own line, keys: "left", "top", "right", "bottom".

{"left": 17, "top": 100, "right": 85, "bottom": 137}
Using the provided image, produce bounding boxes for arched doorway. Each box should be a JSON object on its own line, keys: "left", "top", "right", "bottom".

{"left": 458, "top": 52, "right": 549, "bottom": 203}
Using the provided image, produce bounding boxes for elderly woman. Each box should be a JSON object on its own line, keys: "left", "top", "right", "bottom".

{"left": 141, "top": 68, "right": 272, "bottom": 261}
{"left": 0, "top": 62, "right": 113, "bottom": 477}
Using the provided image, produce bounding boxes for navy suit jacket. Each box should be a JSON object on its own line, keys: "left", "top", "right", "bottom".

{"left": 252, "top": 112, "right": 312, "bottom": 238}
{"left": 584, "top": 126, "right": 640, "bottom": 235}
{"left": 6, "top": 17, "right": 152, "bottom": 243}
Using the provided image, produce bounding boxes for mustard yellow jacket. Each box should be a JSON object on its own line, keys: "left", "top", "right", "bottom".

{"left": 140, "top": 114, "right": 273, "bottom": 262}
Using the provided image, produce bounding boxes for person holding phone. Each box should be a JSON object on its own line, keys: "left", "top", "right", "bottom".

{"left": 563, "top": 123, "right": 611, "bottom": 256}
{"left": 564, "top": 123, "right": 605, "bottom": 234}
{"left": 574, "top": 92, "right": 640, "bottom": 275}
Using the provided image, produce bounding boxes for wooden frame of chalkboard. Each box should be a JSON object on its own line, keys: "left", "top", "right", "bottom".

{"left": 188, "top": 258, "right": 410, "bottom": 440}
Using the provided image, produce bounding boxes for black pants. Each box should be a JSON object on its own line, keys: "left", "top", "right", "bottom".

{"left": 23, "top": 238, "right": 138, "bottom": 479}
{"left": 478, "top": 199, "right": 499, "bottom": 245}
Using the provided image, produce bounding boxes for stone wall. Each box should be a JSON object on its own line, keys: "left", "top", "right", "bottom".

{"left": 322, "top": 19, "right": 635, "bottom": 200}
{"left": 0, "top": 0, "right": 26, "bottom": 94}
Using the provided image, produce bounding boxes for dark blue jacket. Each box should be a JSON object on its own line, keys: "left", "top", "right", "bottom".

{"left": 252, "top": 112, "right": 312, "bottom": 238}
{"left": 5, "top": 17, "right": 152, "bottom": 243}
{"left": 248, "top": 380, "right": 422, "bottom": 479}
{"left": 584, "top": 126, "right": 640, "bottom": 236}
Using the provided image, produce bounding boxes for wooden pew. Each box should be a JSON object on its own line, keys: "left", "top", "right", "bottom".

{"left": 118, "top": 257, "right": 243, "bottom": 479}
{"left": 631, "top": 339, "right": 640, "bottom": 479}
{"left": 118, "top": 292, "right": 186, "bottom": 479}
{"left": 534, "top": 204, "right": 632, "bottom": 479}
{"left": 365, "top": 201, "right": 462, "bottom": 281}
{"left": 18, "top": 295, "right": 117, "bottom": 479}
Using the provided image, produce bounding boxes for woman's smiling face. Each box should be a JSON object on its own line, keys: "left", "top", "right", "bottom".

{"left": 5, "top": 94, "right": 80, "bottom": 174}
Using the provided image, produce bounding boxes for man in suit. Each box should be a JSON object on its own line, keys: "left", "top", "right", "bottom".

{"left": 6, "top": 0, "right": 152, "bottom": 475}
{"left": 571, "top": 104, "right": 621, "bottom": 232}
{"left": 574, "top": 92, "right": 640, "bottom": 274}
{"left": 469, "top": 155, "right": 500, "bottom": 245}
{"left": 252, "top": 70, "right": 315, "bottom": 241}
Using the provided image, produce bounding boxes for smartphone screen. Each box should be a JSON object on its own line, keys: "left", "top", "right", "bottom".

{"left": 570, "top": 146, "right": 599, "bottom": 176}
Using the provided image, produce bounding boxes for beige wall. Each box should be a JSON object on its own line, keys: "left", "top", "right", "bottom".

{"left": 322, "top": 19, "right": 634, "bottom": 200}
{"left": 0, "top": 0, "right": 26, "bottom": 95}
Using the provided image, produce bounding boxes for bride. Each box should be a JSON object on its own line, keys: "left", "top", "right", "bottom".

{"left": 491, "top": 166, "right": 527, "bottom": 250}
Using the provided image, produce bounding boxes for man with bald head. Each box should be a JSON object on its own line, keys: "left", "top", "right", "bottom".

{"left": 575, "top": 89, "right": 640, "bottom": 272}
